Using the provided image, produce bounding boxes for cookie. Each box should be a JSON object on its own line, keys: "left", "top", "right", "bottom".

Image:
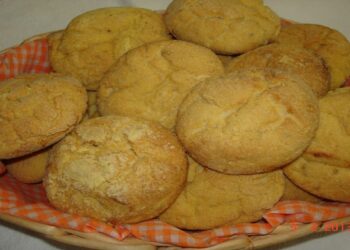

{"left": 304, "top": 87, "right": 350, "bottom": 167}
{"left": 281, "top": 176, "right": 321, "bottom": 203}
{"left": 165, "top": 0, "right": 280, "bottom": 54}
{"left": 284, "top": 87, "right": 350, "bottom": 202}
{"left": 226, "top": 44, "right": 330, "bottom": 97}
{"left": 274, "top": 23, "right": 350, "bottom": 89}
{"left": 97, "top": 40, "right": 224, "bottom": 130}
{"left": 284, "top": 157, "right": 350, "bottom": 202}
{"left": 0, "top": 74, "right": 87, "bottom": 159}
{"left": 44, "top": 115, "right": 188, "bottom": 223}
{"left": 5, "top": 148, "right": 50, "bottom": 184}
{"left": 159, "top": 158, "right": 284, "bottom": 230}
{"left": 176, "top": 69, "right": 319, "bottom": 174}
{"left": 50, "top": 7, "right": 171, "bottom": 90}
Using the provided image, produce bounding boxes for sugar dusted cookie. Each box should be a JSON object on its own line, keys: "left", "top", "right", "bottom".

{"left": 44, "top": 116, "right": 188, "bottom": 223}
{"left": 165, "top": 0, "right": 280, "bottom": 54}
{"left": 160, "top": 158, "right": 284, "bottom": 230}
{"left": 97, "top": 40, "right": 224, "bottom": 130}
{"left": 176, "top": 69, "right": 319, "bottom": 174}
{"left": 0, "top": 74, "right": 87, "bottom": 159}
{"left": 50, "top": 8, "right": 171, "bottom": 90}
{"left": 226, "top": 44, "right": 330, "bottom": 97}
{"left": 275, "top": 24, "right": 350, "bottom": 89}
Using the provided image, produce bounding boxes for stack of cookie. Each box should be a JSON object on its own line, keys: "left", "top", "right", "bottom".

{"left": 1, "top": 0, "right": 350, "bottom": 230}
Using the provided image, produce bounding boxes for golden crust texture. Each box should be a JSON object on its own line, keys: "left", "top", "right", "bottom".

{"left": 5, "top": 148, "right": 50, "bottom": 184}
{"left": 226, "top": 44, "right": 330, "bottom": 97}
{"left": 176, "top": 69, "right": 319, "bottom": 174}
{"left": 159, "top": 158, "right": 284, "bottom": 230}
{"left": 284, "top": 157, "right": 350, "bottom": 202}
{"left": 97, "top": 40, "right": 224, "bottom": 130}
{"left": 0, "top": 74, "right": 87, "bottom": 159}
{"left": 274, "top": 24, "right": 350, "bottom": 89}
{"left": 44, "top": 115, "right": 188, "bottom": 224}
{"left": 284, "top": 87, "right": 350, "bottom": 202}
{"left": 50, "top": 7, "right": 171, "bottom": 90}
{"left": 164, "top": 0, "right": 281, "bottom": 54}
{"left": 281, "top": 176, "right": 321, "bottom": 203}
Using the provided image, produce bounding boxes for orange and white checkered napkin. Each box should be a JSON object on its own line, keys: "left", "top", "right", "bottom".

{"left": 1, "top": 36, "right": 350, "bottom": 248}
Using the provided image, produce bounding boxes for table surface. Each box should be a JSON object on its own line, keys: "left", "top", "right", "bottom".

{"left": 0, "top": 0, "right": 350, "bottom": 249}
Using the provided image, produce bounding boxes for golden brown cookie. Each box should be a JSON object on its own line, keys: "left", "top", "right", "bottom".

{"left": 304, "top": 87, "right": 350, "bottom": 167}
{"left": 226, "top": 44, "right": 330, "bottom": 97}
{"left": 97, "top": 40, "right": 224, "bottom": 130}
{"left": 0, "top": 74, "right": 87, "bottom": 159}
{"left": 274, "top": 23, "right": 350, "bottom": 89}
{"left": 284, "top": 157, "right": 350, "bottom": 202}
{"left": 284, "top": 87, "right": 350, "bottom": 202}
{"left": 176, "top": 69, "right": 319, "bottom": 174}
{"left": 5, "top": 148, "right": 50, "bottom": 184}
{"left": 165, "top": 0, "right": 280, "bottom": 54}
{"left": 160, "top": 158, "right": 284, "bottom": 230}
{"left": 44, "top": 115, "right": 188, "bottom": 223}
{"left": 281, "top": 176, "right": 321, "bottom": 203}
{"left": 50, "top": 7, "right": 171, "bottom": 90}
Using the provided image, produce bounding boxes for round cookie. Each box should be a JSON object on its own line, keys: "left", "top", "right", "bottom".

{"left": 176, "top": 69, "right": 319, "bottom": 174}
{"left": 160, "top": 158, "right": 284, "bottom": 230}
{"left": 97, "top": 40, "right": 224, "bottom": 130}
{"left": 0, "top": 74, "right": 87, "bottom": 159}
{"left": 5, "top": 148, "right": 50, "bottom": 184}
{"left": 303, "top": 87, "right": 350, "bottom": 167}
{"left": 44, "top": 115, "right": 188, "bottom": 224}
{"left": 226, "top": 44, "right": 330, "bottom": 97}
{"left": 274, "top": 23, "right": 350, "bottom": 89}
{"left": 284, "top": 87, "right": 350, "bottom": 202}
{"left": 164, "top": 0, "right": 280, "bottom": 54}
{"left": 284, "top": 157, "right": 350, "bottom": 202}
{"left": 50, "top": 7, "right": 171, "bottom": 90}
{"left": 281, "top": 176, "right": 321, "bottom": 203}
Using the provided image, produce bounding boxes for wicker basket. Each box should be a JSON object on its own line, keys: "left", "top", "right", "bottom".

{"left": 1, "top": 32, "right": 350, "bottom": 250}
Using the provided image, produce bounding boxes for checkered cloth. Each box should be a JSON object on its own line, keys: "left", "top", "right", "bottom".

{"left": 1, "top": 37, "right": 350, "bottom": 248}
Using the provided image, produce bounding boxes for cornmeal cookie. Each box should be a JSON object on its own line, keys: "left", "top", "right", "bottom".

{"left": 50, "top": 7, "right": 171, "bottom": 90}
{"left": 5, "top": 148, "right": 50, "bottom": 184}
{"left": 44, "top": 116, "right": 188, "bottom": 223}
{"left": 0, "top": 74, "right": 87, "bottom": 159}
{"left": 176, "top": 69, "right": 319, "bottom": 174}
{"left": 226, "top": 44, "right": 330, "bottom": 97}
{"left": 281, "top": 176, "right": 321, "bottom": 203}
{"left": 284, "top": 157, "right": 350, "bottom": 202}
{"left": 160, "top": 158, "right": 284, "bottom": 230}
{"left": 274, "top": 24, "right": 350, "bottom": 89}
{"left": 284, "top": 87, "right": 350, "bottom": 202}
{"left": 97, "top": 40, "right": 224, "bottom": 130}
{"left": 165, "top": 0, "right": 280, "bottom": 54}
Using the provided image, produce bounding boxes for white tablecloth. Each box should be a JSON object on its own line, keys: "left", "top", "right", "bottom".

{"left": 0, "top": 0, "right": 349, "bottom": 249}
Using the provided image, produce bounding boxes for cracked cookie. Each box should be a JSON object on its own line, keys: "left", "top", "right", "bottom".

{"left": 0, "top": 74, "right": 87, "bottom": 159}
{"left": 164, "top": 0, "right": 280, "bottom": 54}
{"left": 284, "top": 87, "right": 350, "bottom": 202}
{"left": 274, "top": 23, "right": 350, "bottom": 89}
{"left": 49, "top": 7, "right": 171, "bottom": 90}
{"left": 226, "top": 43, "right": 330, "bottom": 97}
{"left": 97, "top": 40, "right": 224, "bottom": 130}
{"left": 44, "top": 115, "right": 188, "bottom": 223}
{"left": 159, "top": 157, "right": 284, "bottom": 230}
{"left": 176, "top": 69, "right": 319, "bottom": 174}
